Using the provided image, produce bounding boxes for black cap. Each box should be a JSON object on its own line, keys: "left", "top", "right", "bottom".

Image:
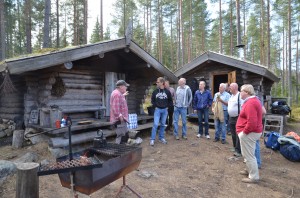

{"left": 116, "top": 80, "right": 130, "bottom": 87}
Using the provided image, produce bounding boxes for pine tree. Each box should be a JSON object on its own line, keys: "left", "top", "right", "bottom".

{"left": 90, "top": 18, "right": 101, "bottom": 43}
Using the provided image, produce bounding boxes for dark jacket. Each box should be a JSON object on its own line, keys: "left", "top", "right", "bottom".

{"left": 193, "top": 90, "right": 213, "bottom": 110}
{"left": 151, "top": 88, "right": 173, "bottom": 109}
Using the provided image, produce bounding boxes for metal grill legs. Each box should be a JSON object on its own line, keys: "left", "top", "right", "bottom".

{"left": 115, "top": 176, "right": 142, "bottom": 198}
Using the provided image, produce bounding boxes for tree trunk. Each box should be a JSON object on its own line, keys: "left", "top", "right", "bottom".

{"left": 84, "top": 0, "right": 88, "bottom": 44}
{"left": 260, "top": 0, "right": 265, "bottom": 65}
{"left": 43, "top": 0, "right": 51, "bottom": 48}
{"left": 73, "top": 0, "right": 77, "bottom": 45}
{"left": 0, "top": 0, "right": 5, "bottom": 60}
{"left": 219, "top": 0, "right": 223, "bottom": 53}
{"left": 230, "top": 0, "right": 233, "bottom": 56}
{"left": 296, "top": 22, "right": 299, "bottom": 105}
{"left": 188, "top": 0, "right": 192, "bottom": 62}
{"left": 12, "top": 130, "right": 25, "bottom": 149}
{"left": 180, "top": 0, "right": 184, "bottom": 64}
{"left": 282, "top": 28, "right": 285, "bottom": 96}
{"left": 267, "top": 0, "right": 270, "bottom": 69}
{"left": 16, "top": 163, "right": 39, "bottom": 198}
{"left": 100, "top": 0, "right": 103, "bottom": 40}
{"left": 288, "top": 0, "right": 292, "bottom": 105}
{"left": 56, "top": 0, "right": 60, "bottom": 48}
{"left": 25, "top": 0, "right": 32, "bottom": 53}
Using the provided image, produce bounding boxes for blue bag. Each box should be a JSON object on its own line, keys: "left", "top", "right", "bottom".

{"left": 264, "top": 132, "right": 281, "bottom": 150}
{"left": 280, "top": 143, "right": 300, "bottom": 162}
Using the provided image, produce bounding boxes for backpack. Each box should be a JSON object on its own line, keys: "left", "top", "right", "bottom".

{"left": 280, "top": 143, "right": 300, "bottom": 162}
{"left": 264, "top": 132, "right": 281, "bottom": 150}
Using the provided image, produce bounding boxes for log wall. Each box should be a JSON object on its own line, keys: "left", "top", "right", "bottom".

{"left": 23, "top": 67, "right": 104, "bottom": 126}
{"left": 0, "top": 75, "right": 26, "bottom": 120}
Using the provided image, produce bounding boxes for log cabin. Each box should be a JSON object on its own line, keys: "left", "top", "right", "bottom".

{"left": 0, "top": 26, "right": 177, "bottom": 133}
{"left": 175, "top": 51, "right": 280, "bottom": 115}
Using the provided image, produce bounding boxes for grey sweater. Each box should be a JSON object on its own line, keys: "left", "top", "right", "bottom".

{"left": 174, "top": 85, "right": 193, "bottom": 108}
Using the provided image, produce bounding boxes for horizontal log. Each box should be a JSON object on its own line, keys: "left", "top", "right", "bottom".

{"left": 59, "top": 70, "right": 103, "bottom": 76}
{"left": 66, "top": 89, "right": 103, "bottom": 95}
{"left": 60, "top": 106, "right": 106, "bottom": 113}
{"left": 0, "top": 113, "right": 22, "bottom": 120}
{"left": 47, "top": 99, "right": 101, "bottom": 106}
{"left": 62, "top": 78, "right": 102, "bottom": 85}
{"left": 1, "top": 103, "right": 24, "bottom": 108}
{"left": 49, "top": 129, "right": 115, "bottom": 148}
{"left": 59, "top": 73, "right": 102, "bottom": 80}
{"left": 0, "top": 107, "right": 24, "bottom": 114}
{"left": 64, "top": 83, "right": 102, "bottom": 90}
{"left": 49, "top": 93, "right": 102, "bottom": 100}
{"left": 1, "top": 97, "right": 23, "bottom": 103}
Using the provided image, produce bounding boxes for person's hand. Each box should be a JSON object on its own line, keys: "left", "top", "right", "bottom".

{"left": 123, "top": 91, "right": 129, "bottom": 96}
{"left": 119, "top": 114, "right": 124, "bottom": 122}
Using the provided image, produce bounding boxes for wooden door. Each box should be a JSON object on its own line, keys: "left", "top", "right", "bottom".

{"left": 228, "top": 71, "right": 236, "bottom": 84}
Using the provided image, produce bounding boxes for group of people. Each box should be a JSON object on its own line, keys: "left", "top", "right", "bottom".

{"left": 110, "top": 78, "right": 264, "bottom": 184}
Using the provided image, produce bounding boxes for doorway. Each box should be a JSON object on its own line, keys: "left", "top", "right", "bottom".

{"left": 213, "top": 74, "right": 228, "bottom": 96}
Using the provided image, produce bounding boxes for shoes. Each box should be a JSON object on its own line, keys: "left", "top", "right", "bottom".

{"left": 196, "top": 134, "right": 201, "bottom": 138}
{"left": 175, "top": 136, "right": 179, "bottom": 140}
{"left": 239, "top": 170, "right": 249, "bottom": 176}
{"left": 221, "top": 139, "right": 227, "bottom": 144}
{"left": 205, "top": 135, "right": 210, "bottom": 139}
{"left": 182, "top": 136, "right": 187, "bottom": 140}
{"left": 159, "top": 138, "right": 167, "bottom": 144}
{"left": 213, "top": 138, "right": 220, "bottom": 142}
{"left": 150, "top": 140, "right": 154, "bottom": 146}
{"left": 234, "top": 152, "right": 242, "bottom": 157}
{"left": 241, "top": 178, "right": 259, "bottom": 183}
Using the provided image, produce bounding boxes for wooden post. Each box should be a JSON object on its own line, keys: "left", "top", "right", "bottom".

{"left": 16, "top": 163, "right": 39, "bottom": 198}
{"left": 12, "top": 130, "right": 25, "bottom": 148}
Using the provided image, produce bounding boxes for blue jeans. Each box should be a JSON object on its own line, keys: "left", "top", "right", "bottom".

{"left": 173, "top": 107, "right": 187, "bottom": 137}
{"left": 151, "top": 107, "right": 168, "bottom": 140}
{"left": 214, "top": 111, "right": 228, "bottom": 140}
{"left": 255, "top": 140, "right": 261, "bottom": 168}
{"left": 197, "top": 108, "right": 209, "bottom": 136}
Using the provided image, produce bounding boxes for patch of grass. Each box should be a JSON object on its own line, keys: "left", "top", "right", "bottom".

{"left": 291, "top": 106, "right": 300, "bottom": 122}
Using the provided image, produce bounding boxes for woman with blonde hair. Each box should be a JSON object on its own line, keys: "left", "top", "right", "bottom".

{"left": 236, "top": 84, "right": 263, "bottom": 183}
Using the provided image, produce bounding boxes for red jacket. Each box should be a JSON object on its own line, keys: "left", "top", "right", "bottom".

{"left": 236, "top": 97, "right": 263, "bottom": 134}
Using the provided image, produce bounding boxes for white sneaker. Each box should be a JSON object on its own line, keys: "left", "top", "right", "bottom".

{"left": 150, "top": 140, "right": 154, "bottom": 146}
{"left": 206, "top": 135, "right": 210, "bottom": 139}
{"left": 196, "top": 134, "right": 201, "bottom": 138}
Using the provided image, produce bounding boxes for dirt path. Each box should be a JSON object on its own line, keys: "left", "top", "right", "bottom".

{"left": 1, "top": 122, "right": 300, "bottom": 198}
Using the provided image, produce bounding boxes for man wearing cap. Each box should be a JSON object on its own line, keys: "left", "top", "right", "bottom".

{"left": 110, "top": 80, "right": 130, "bottom": 144}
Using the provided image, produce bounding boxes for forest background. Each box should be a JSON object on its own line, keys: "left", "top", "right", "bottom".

{"left": 0, "top": 0, "right": 299, "bottom": 110}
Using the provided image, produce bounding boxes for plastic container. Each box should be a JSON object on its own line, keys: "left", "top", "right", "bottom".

{"left": 55, "top": 120, "right": 61, "bottom": 128}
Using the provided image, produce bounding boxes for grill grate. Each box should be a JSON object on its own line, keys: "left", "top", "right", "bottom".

{"left": 91, "top": 143, "right": 139, "bottom": 157}
{"left": 38, "top": 156, "right": 102, "bottom": 176}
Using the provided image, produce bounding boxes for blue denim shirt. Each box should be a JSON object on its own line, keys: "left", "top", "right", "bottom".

{"left": 193, "top": 90, "right": 213, "bottom": 110}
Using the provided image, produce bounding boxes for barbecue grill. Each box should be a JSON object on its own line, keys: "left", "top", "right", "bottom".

{"left": 37, "top": 118, "right": 142, "bottom": 197}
